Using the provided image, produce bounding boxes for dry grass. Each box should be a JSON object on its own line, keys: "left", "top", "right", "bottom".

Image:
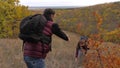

{"left": 0, "top": 39, "right": 26, "bottom": 68}
{"left": 0, "top": 31, "right": 120, "bottom": 68}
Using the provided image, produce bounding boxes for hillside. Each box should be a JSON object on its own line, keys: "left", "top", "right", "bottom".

{"left": 54, "top": 1, "right": 120, "bottom": 43}
{"left": 0, "top": 31, "right": 120, "bottom": 68}
{"left": 55, "top": 2, "right": 120, "bottom": 32}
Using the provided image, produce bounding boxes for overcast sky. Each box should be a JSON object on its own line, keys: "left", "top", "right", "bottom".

{"left": 19, "top": 0, "right": 120, "bottom": 7}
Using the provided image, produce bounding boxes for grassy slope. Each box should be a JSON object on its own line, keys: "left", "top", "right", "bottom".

{"left": 0, "top": 31, "right": 119, "bottom": 68}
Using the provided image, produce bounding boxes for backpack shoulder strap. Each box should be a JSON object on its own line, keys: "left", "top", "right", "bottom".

{"left": 22, "top": 41, "right": 25, "bottom": 51}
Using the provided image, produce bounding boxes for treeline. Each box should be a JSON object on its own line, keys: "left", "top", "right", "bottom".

{"left": 0, "top": 0, "right": 31, "bottom": 38}
{"left": 54, "top": 2, "right": 120, "bottom": 43}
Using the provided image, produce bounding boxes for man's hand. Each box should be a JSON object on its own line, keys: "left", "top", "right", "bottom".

{"left": 66, "top": 34, "right": 70, "bottom": 41}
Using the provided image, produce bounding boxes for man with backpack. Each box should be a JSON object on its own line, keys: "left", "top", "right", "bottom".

{"left": 19, "top": 8, "right": 69, "bottom": 68}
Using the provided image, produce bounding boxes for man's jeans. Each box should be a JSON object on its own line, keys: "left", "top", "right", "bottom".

{"left": 24, "top": 56, "right": 45, "bottom": 68}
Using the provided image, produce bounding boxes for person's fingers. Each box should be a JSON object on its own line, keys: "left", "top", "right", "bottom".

{"left": 68, "top": 37, "right": 70, "bottom": 41}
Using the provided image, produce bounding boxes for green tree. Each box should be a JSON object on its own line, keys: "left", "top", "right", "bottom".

{"left": 0, "top": 0, "right": 31, "bottom": 38}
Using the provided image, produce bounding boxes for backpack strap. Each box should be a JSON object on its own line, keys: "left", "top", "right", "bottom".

{"left": 22, "top": 41, "right": 25, "bottom": 51}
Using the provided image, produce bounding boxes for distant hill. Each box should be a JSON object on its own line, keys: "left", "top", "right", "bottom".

{"left": 54, "top": 1, "right": 120, "bottom": 43}
{"left": 28, "top": 6, "right": 80, "bottom": 10}
{"left": 54, "top": 1, "right": 120, "bottom": 33}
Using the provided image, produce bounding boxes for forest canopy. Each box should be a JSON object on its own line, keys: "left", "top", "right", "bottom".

{"left": 0, "top": 0, "right": 31, "bottom": 38}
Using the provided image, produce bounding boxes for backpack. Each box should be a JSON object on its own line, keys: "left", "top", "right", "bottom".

{"left": 19, "top": 14, "right": 49, "bottom": 43}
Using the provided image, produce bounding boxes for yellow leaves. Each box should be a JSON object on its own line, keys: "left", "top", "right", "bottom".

{"left": 105, "top": 28, "right": 120, "bottom": 35}
{"left": 103, "top": 28, "right": 120, "bottom": 43}
{"left": 0, "top": 0, "right": 31, "bottom": 38}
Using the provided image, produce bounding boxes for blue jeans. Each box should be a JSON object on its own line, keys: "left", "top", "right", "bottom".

{"left": 24, "top": 56, "right": 45, "bottom": 68}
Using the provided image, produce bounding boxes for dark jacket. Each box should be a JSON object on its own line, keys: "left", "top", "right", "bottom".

{"left": 24, "top": 21, "right": 68, "bottom": 59}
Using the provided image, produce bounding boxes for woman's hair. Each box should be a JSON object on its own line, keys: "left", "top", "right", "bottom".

{"left": 43, "top": 8, "right": 55, "bottom": 21}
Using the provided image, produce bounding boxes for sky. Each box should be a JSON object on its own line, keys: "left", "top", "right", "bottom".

{"left": 19, "top": 0, "right": 120, "bottom": 7}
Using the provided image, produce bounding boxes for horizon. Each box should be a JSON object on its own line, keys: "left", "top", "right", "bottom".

{"left": 20, "top": 0, "right": 120, "bottom": 7}
{"left": 27, "top": 1, "right": 119, "bottom": 10}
